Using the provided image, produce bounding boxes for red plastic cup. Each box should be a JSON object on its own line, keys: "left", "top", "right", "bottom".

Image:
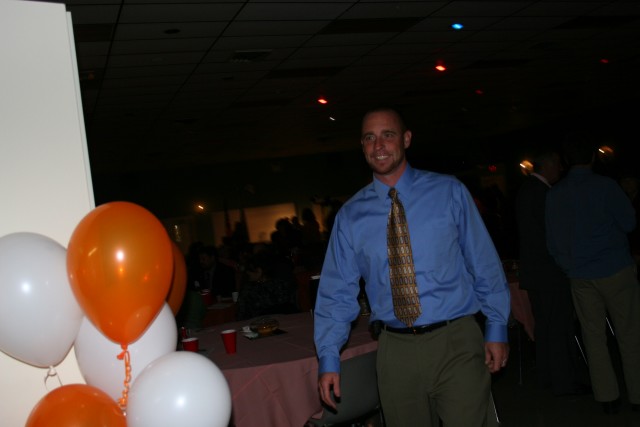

{"left": 221, "top": 329, "right": 237, "bottom": 354}
{"left": 200, "top": 290, "right": 213, "bottom": 306}
{"left": 182, "top": 337, "right": 199, "bottom": 352}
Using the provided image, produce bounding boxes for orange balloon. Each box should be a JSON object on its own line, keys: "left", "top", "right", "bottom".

{"left": 67, "top": 202, "right": 173, "bottom": 344}
{"left": 166, "top": 241, "right": 187, "bottom": 315}
{"left": 26, "top": 384, "right": 126, "bottom": 427}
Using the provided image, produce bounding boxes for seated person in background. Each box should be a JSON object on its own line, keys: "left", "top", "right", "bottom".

{"left": 196, "top": 245, "right": 236, "bottom": 298}
{"left": 236, "top": 249, "right": 298, "bottom": 321}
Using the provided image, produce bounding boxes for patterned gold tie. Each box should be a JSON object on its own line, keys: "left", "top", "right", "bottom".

{"left": 387, "top": 188, "right": 421, "bottom": 326}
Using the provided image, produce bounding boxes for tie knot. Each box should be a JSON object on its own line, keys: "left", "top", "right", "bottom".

{"left": 389, "top": 188, "right": 398, "bottom": 200}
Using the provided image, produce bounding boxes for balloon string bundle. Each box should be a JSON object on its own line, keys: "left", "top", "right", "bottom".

{"left": 117, "top": 345, "right": 131, "bottom": 410}
{"left": 43, "top": 365, "right": 62, "bottom": 390}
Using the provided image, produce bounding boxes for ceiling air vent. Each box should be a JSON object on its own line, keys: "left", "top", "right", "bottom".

{"left": 230, "top": 50, "right": 272, "bottom": 63}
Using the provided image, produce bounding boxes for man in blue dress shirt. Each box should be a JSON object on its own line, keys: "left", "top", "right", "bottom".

{"left": 314, "top": 107, "right": 510, "bottom": 426}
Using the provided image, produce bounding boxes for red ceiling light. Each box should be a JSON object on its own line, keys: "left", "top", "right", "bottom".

{"left": 317, "top": 98, "right": 328, "bottom": 104}
{"left": 475, "top": 89, "right": 484, "bottom": 95}
{"left": 435, "top": 64, "right": 447, "bottom": 72}
{"left": 600, "top": 58, "right": 610, "bottom": 64}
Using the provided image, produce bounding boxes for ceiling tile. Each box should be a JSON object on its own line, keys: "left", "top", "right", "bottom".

{"left": 105, "top": 64, "right": 195, "bottom": 78}
{"left": 290, "top": 45, "right": 374, "bottom": 59}
{"left": 236, "top": 2, "right": 351, "bottom": 20}
{"left": 107, "top": 51, "right": 204, "bottom": 67}
{"left": 110, "top": 38, "right": 215, "bottom": 55}
{"left": 433, "top": 1, "right": 532, "bottom": 17}
{"left": 120, "top": 3, "right": 243, "bottom": 23}
{"left": 340, "top": 1, "right": 445, "bottom": 19}
{"left": 213, "top": 35, "right": 309, "bottom": 50}
{"left": 114, "top": 22, "right": 227, "bottom": 40}
{"left": 305, "top": 32, "right": 396, "bottom": 46}
{"left": 516, "top": 2, "right": 608, "bottom": 17}
{"left": 224, "top": 21, "right": 329, "bottom": 36}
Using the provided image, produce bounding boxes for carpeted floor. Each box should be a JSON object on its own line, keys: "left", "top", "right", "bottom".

{"left": 491, "top": 323, "right": 640, "bottom": 427}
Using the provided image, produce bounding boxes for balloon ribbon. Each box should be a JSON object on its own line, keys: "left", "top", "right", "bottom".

{"left": 117, "top": 344, "right": 131, "bottom": 410}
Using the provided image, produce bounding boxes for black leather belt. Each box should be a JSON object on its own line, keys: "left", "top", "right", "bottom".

{"left": 383, "top": 317, "right": 463, "bottom": 334}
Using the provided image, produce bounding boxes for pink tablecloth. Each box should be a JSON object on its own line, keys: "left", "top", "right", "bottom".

{"left": 193, "top": 312, "right": 378, "bottom": 427}
{"left": 508, "top": 281, "right": 535, "bottom": 341}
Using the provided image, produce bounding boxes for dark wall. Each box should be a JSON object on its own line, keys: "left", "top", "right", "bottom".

{"left": 92, "top": 149, "right": 372, "bottom": 220}
{"left": 92, "top": 99, "right": 640, "bottom": 231}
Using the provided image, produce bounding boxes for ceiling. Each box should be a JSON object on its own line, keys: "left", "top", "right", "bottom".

{"left": 40, "top": 0, "right": 640, "bottom": 176}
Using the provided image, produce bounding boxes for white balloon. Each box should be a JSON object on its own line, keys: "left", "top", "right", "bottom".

{"left": 75, "top": 303, "right": 177, "bottom": 401}
{"left": 0, "top": 232, "right": 83, "bottom": 367}
{"left": 127, "top": 351, "right": 232, "bottom": 427}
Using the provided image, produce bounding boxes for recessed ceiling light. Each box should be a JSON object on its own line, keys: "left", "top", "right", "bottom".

{"left": 451, "top": 23, "right": 464, "bottom": 30}
{"left": 318, "top": 98, "right": 328, "bottom": 104}
{"left": 435, "top": 64, "right": 446, "bottom": 72}
{"left": 600, "top": 58, "right": 610, "bottom": 64}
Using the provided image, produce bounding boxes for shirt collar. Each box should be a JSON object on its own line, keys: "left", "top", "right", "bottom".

{"left": 372, "top": 163, "right": 414, "bottom": 202}
{"left": 531, "top": 172, "right": 551, "bottom": 188}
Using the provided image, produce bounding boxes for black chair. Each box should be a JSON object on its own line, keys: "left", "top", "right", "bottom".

{"left": 307, "top": 351, "right": 381, "bottom": 426}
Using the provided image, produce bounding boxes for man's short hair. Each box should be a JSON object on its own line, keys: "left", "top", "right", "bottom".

{"left": 562, "top": 132, "right": 595, "bottom": 166}
{"left": 362, "top": 106, "right": 409, "bottom": 131}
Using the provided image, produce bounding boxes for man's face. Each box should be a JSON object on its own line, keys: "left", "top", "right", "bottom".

{"left": 361, "top": 110, "right": 411, "bottom": 184}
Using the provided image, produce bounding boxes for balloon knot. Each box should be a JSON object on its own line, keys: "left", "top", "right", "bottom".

{"left": 117, "top": 344, "right": 129, "bottom": 360}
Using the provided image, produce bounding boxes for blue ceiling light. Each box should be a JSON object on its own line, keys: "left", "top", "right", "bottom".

{"left": 451, "top": 23, "right": 464, "bottom": 30}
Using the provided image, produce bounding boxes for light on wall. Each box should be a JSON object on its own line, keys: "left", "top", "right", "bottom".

{"left": 519, "top": 160, "right": 533, "bottom": 175}
{"left": 598, "top": 145, "right": 614, "bottom": 158}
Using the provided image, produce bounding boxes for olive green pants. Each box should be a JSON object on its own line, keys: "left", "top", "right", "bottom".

{"left": 376, "top": 316, "right": 494, "bottom": 427}
{"left": 571, "top": 264, "right": 640, "bottom": 403}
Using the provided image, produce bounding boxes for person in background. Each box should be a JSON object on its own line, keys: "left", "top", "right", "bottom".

{"left": 300, "top": 207, "right": 324, "bottom": 272}
{"left": 314, "top": 106, "right": 510, "bottom": 426}
{"left": 197, "top": 245, "right": 236, "bottom": 298}
{"left": 546, "top": 132, "right": 640, "bottom": 415}
{"left": 619, "top": 174, "right": 640, "bottom": 264}
{"left": 516, "top": 148, "right": 588, "bottom": 396}
{"left": 235, "top": 249, "right": 298, "bottom": 320}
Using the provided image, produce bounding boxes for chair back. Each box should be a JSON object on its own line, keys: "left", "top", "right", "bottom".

{"left": 310, "top": 351, "right": 379, "bottom": 426}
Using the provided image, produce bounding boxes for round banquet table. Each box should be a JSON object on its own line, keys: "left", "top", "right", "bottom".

{"left": 192, "top": 311, "right": 378, "bottom": 427}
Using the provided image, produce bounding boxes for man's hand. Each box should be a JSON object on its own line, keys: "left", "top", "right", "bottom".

{"left": 318, "top": 372, "right": 341, "bottom": 410}
{"left": 485, "top": 342, "right": 509, "bottom": 373}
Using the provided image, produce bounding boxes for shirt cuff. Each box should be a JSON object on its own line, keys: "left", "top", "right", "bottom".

{"left": 318, "top": 355, "right": 341, "bottom": 374}
{"left": 484, "top": 322, "right": 508, "bottom": 343}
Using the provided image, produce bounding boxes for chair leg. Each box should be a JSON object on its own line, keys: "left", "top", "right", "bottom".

{"left": 606, "top": 316, "right": 615, "bottom": 336}
{"left": 574, "top": 335, "right": 588, "bottom": 366}
{"left": 489, "top": 392, "right": 500, "bottom": 426}
{"left": 517, "top": 322, "right": 523, "bottom": 385}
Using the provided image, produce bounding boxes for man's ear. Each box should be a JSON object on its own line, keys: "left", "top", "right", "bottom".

{"left": 403, "top": 130, "right": 412, "bottom": 149}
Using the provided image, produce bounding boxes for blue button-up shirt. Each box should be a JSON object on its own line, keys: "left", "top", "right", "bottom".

{"left": 314, "top": 165, "right": 510, "bottom": 374}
